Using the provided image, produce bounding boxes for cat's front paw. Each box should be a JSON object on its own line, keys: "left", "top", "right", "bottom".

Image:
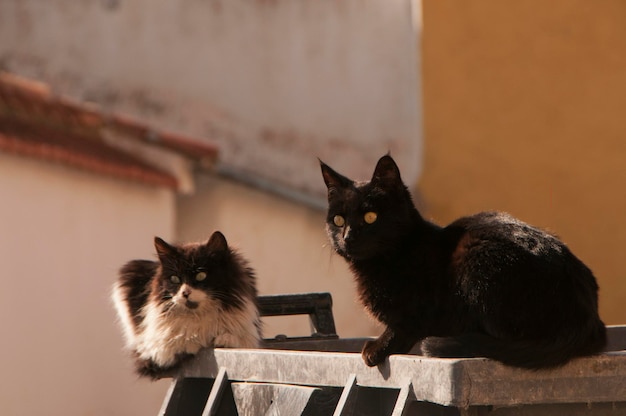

{"left": 362, "top": 339, "right": 388, "bottom": 367}
{"left": 134, "top": 353, "right": 193, "bottom": 380}
{"left": 135, "top": 358, "right": 172, "bottom": 380}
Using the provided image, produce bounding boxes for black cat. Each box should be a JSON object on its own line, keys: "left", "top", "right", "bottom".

{"left": 112, "top": 231, "right": 261, "bottom": 379}
{"left": 321, "top": 155, "right": 606, "bottom": 368}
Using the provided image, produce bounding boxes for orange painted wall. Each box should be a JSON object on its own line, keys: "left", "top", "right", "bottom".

{"left": 420, "top": 0, "right": 626, "bottom": 324}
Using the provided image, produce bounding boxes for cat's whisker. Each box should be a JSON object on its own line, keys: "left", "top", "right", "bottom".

{"left": 209, "top": 291, "right": 231, "bottom": 301}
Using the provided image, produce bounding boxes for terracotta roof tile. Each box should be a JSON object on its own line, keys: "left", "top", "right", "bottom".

{"left": 0, "top": 72, "right": 219, "bottom": 189}
{"left": 0, "top": 115, "right": 178, "bottom": 189}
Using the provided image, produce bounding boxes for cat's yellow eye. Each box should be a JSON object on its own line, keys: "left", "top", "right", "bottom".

{"left": 170, "top": 275, "right": 181, "bottom": 284}
{"left": 333, "top": 215, "right": 345, "bottom": 227}
{"left": 364, "top": 212, "right": 378, "bottom": 224}
{"left": 195, "top": 271, "right": 207, "bottom": 282}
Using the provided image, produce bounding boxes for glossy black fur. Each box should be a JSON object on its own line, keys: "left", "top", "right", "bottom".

{"left": 321, "top": 155, "right": 606, "bottom": 369}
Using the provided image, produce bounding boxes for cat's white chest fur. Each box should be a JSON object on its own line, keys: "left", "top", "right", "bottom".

{"left": 133, "top": 287, "right": 259, "bottom": 368}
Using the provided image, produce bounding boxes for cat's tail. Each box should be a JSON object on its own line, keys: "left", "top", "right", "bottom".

{"left": 421, "top": 323, "right": 607, "bottom": 369}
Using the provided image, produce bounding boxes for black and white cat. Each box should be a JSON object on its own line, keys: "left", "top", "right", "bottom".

{"left": 321, "top": 154, "right": 606, "bottom": 369}
{"left": 112, "top": 231, "right": 261, "bottom": 379}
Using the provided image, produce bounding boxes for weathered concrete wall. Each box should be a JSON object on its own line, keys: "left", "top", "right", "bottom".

{"left": 420, "top": 0, "right": 626, "bottom": 324}
{"left": 0, "top": 0, "right": 423, "bottom": 200}
{"left": 0, "top": 153, "right": 174, "bottom": 415}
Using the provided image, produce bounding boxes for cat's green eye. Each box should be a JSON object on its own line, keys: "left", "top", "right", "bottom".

{"left": 333, "top": 215, "right": 345, "bottom": 227}
{"left": 170, "top": 275, "right": 181, "bottom": 284}
{"left": 195, "top": 271, "right": 207, "bottom": 282}
{"left": 364, "top": 212, "right": 378, "bottom": 224}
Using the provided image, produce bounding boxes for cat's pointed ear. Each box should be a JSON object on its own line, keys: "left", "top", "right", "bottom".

{"left": 372, "top": 154, "right": 402, "bottom": 184}
{"left": 206, "top": 231, "right": 229, "bottom": 253}
{"left": 320, "top": 159, "right": 352, "bottom": 192}
{"left": 154, "top": 237, "right": 176, "bottom": 261}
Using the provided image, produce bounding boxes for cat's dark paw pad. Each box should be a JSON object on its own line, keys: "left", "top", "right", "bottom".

{"left": 362, "top": 340, "right": 387, "bottom": 367}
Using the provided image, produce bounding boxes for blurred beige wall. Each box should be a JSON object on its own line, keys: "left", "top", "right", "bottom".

{"left": 0, "top": 152, "right": 174, "bottom": 415}
{"left": 0, "top": 153, "right": 379, "bottom": 416}
{"left": 420, "top": 0, "right": 626, "bottom": 324}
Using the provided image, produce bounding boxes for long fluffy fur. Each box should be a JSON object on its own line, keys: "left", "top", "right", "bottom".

{"left": 112, "top": 233, "right": 261, "bottom": 379}
{"left": 136, "top": 292, "right": 260, "bottom": 368}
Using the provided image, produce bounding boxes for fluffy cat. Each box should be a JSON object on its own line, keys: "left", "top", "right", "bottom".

{"left": 112, "top": 231, "right": 261, "bottom": 379}
{"left": 320, "top": 154, "right": 606, "bottom": 369}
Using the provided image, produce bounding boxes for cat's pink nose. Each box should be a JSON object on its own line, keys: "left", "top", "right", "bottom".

{"left": 182, "top": 289, "right": 191, "bottom": 298}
